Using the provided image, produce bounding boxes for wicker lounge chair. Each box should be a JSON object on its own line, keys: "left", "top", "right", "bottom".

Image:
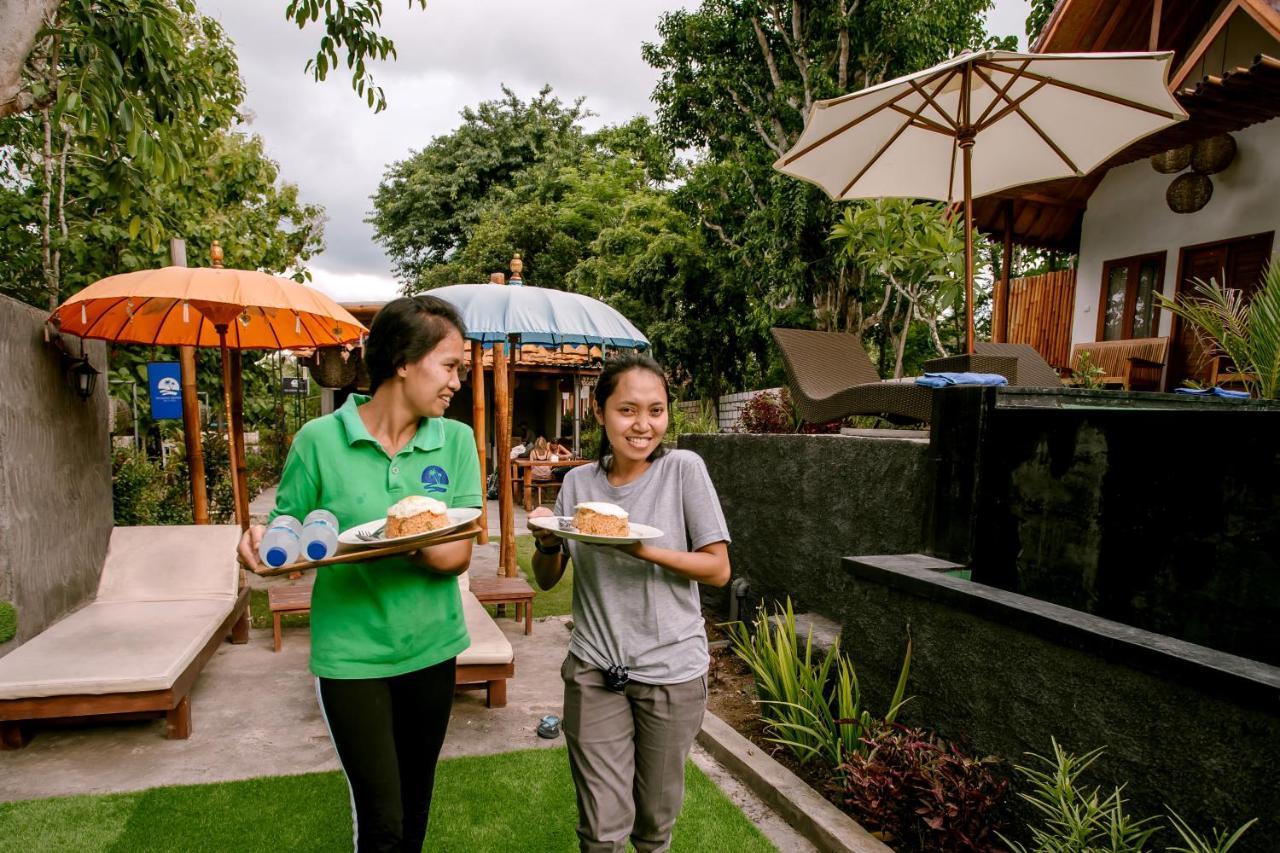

{"left": 771, "top": 329, "right": 1063, "bottom": 424}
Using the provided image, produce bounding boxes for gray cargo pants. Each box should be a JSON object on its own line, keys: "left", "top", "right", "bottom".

{"left": 561, "top": 653, "right": 707, "bottom": 853}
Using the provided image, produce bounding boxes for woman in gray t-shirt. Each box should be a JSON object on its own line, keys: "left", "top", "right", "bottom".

{"left": 529, "top": 352, "right": 730, "bottom": 853}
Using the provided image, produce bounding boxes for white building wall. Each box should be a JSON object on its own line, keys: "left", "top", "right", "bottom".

{"left": 1072, "top": 117, "right": 1280, "bottom": 348}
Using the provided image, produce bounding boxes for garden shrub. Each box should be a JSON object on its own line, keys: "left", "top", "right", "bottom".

{"left": 833, "top": 724, "right": 1009, "bottom": 852}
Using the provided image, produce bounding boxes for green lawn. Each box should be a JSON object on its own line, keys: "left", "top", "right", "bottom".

{"left": 0, "top": 748, "right": 773, "bottom": 852}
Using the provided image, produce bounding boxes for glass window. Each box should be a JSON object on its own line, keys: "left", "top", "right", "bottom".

{"left": 1098, "top": 253, "right": 1165, "bottom": 341}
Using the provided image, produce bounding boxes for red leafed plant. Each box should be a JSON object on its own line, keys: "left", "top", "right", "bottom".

{"left": 832, "top": 724, "right": 1009, "bottom": 852}
{"left": 737, "top": 388, "right": 842, "bottom": 434}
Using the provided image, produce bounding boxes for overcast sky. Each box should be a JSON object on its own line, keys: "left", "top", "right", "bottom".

{"left": 196, "top": 0, "right": 1030, "bottom": 302}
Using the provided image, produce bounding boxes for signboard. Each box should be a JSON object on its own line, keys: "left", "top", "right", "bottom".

{"left": 282, "top": 376, "right": 309, "bottom": 395}
{"left": 147, "top": 362, "right": 183, "bottom": 420}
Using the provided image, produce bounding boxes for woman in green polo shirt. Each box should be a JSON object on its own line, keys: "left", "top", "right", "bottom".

{"left": 238, "top": 296, "right": 482, "bottom": 852}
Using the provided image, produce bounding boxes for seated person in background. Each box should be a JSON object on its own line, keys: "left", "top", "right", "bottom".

{"left": 509, "top": 436, "right": 527, "bottom": 460}
{"left": 529, "top": 436, "right": 555, "bottom": 481}
{"left": 549, "top": 437, "right": 573, "bottom": 459}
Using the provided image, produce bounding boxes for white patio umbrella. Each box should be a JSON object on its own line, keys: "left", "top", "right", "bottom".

{"left": 774, "top": 50, "right": 1187, "bottom": 352}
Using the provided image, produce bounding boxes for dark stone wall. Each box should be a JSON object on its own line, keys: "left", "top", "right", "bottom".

{"left": 838, "top": 557, "right": 1280, "bottom": 851}
{"left": 0, "top": 295, "right": 112, "bottom": 656}
{"left": 680, "top": 433, "right": 931, "bottom": 617}
{"left": 929, "top": 387, "right": 1280, "bottom": 665}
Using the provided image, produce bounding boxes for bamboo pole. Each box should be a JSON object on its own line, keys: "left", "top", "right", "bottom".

{"left": 504, "top": 337, "right": 519, "bottom": 577}
{"left": 471, "top": 339, "right": 489, "bottom": 545}
{"left": 230, "top": 349, "right": 249, "bottom": 528}
{"left": 170, "top": 238, "right": 209, "bottom": 524}
{"left": 216, "top": 325, "right": 246, "bottom": 531}
{"left": 493, "top": 341, "right": 511, "bottom": 577}
{"left": 997, "top": 202, "right": 1014, "bottom": 343}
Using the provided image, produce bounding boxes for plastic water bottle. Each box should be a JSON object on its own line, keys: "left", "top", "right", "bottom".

{"left": 259, "top": 515, "right": 302, "bottom": 568}
{"left": 301, "top": 509, "right": 339, "bottom": 562}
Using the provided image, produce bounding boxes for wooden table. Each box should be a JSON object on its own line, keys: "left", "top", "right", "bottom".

{"left": 267, "top": 585, "right": 313, "bottom": 652}
{"left": 513, "top": 457, "right": 593, "bottom": 512}
{"left": 468, "top": 575, "right": 537, "bottom": 635}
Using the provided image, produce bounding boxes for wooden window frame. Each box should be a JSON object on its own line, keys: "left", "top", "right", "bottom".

{"left": 1096, "top": 251, "right": 1167, "bottom": 341}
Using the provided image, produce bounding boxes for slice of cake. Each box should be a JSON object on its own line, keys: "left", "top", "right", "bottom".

{"left": 573, "top": 501, "right": 629, "bottom": 537}
{"left": 386, "top": 496, "right": 450, "bottom": 538}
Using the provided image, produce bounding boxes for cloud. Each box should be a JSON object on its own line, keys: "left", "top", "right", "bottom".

{"left": 198, "top": 0, "right": 1029, "bottom": 300}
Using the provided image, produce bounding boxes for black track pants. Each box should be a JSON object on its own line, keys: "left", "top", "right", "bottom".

{"left": 316, "top": 657, "right": 457, "bottom": 853}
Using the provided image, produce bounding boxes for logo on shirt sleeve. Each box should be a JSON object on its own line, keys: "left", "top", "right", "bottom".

{"left": 421, "top": 465, "right": 449, "bottom": 494}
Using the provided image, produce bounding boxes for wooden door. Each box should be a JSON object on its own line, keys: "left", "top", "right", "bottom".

{"left": 1169, "top": 232, "right": 1274, "bottom": 389}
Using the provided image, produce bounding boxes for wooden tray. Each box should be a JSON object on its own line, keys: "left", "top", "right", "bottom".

{"left": 246, "top": 522, "right": 483, "bottom": 578}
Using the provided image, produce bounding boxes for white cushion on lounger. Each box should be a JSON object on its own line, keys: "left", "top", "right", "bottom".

{"left": 457, "top": 591, "right": 513, "bottom": 666}
{"left": 0, "top": 599, "right": 230, "bottom": 699}
{"left": 96, "top": 525, "right": 240, "bottom": 603}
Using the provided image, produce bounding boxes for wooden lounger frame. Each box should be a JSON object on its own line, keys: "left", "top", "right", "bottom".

{"left": 0, "top": 587, "right": 251, "bottom": 749}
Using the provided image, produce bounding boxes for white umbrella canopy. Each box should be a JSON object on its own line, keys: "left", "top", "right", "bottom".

{"left": 774, "top": 50, "right": 1188, "bottom": 351}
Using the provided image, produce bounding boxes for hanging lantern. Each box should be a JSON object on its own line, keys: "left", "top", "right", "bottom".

{"left": 1190, "top": 133, "right": 1236, "bottom": 175}
{"left": 1167, "top": 173, "right": 1213, "bottom": 214}
{"left": 1150, "top": 145, "right": 1191, "bottom": 174}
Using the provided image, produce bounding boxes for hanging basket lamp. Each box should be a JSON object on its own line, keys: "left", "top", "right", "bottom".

{"left": 1167, "top": 173, "right": 1213, "bottom": 214}
{"left": 1190, "top": 133, "right": 1236, "bottom": 175}
{"left": 1150, "top": 144, "right": 1192, "bottom": 174}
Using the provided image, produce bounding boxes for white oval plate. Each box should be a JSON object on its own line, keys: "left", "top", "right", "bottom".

{"left": 339, "top": 507, "right": 482, "bottom": 549}
{"left": 529, "top": 515, "right": 664, "bottom": 545}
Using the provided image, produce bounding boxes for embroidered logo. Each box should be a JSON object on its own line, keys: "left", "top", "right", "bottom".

{"left": 421, "top": 465, "right": 449, "bottom": 494}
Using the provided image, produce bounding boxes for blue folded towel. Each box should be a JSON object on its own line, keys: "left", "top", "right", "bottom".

{"left": 915, "top": 372, "right": 1010, "bottom": 388}
{"left": 1174, "top": 386, "right": 1251, "bottom": 399}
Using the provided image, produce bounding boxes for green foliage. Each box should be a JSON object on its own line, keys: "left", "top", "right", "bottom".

{"left": 0, "top": 601, "right": 16, "bottom": 645}
{"left": 285, "top": 0, "right": 428, "bottom": 113}
{"left": 1, "top": 0, "right": 324, "bottom": 310}
{"left": 1000, "top": 740, "right": 1257, "bottom": 853}
{"left": 726, "top": 597, "right": 911, "bottom": 769}
{"left": 830, "top": 198, "right": 966, "bottom": 375}
{"left": 1155, "top": 262, "right": 1280, "bottom": 399}
{"left": 111, "top": 449, "right": 193, "bottom": 526}
{"left": 1026, "top": 0, "right": 1058, "bottom": 43}
{"left": 666, "top": 400, "right": 720, "bottom": 445}
{"left": 1071, "top": 350, "right": 1106, "bottom": 389}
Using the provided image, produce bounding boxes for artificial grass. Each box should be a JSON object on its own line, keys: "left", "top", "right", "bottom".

{"left": 0, "top": 747, "right": 775, "bottom": 853}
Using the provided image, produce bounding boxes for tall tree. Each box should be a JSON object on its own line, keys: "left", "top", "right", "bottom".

{"left": 1, "top": 0, "right": 427, "bottom": 119}
{"left": 368, "top": 85, "right": 589, "bottom": 286}
{"left": 643, "top": 0, "right": 1015, "bottom": 380}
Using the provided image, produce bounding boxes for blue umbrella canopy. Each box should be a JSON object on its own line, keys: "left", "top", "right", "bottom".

{"left": 430, "top": 283, "right": 649, "bottom": 349}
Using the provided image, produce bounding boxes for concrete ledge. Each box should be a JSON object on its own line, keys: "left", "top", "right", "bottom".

{"left": 697, "top": 711, "right": 889, "bottom": 853}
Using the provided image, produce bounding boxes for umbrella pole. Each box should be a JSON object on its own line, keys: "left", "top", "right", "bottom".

{"left": 493, "top": 341, "right": 511, "bottom": 577}
{"left": 216, "top": 325, "right": 246, "bottom": 531}
{"left": 961, "top": 64, "right": 976, "bottom": 355}
{"left": 230, "top": 349, "right": 250, "bottom": 529}
{"left": 505, "top": 339, "right": 518, "bottom": 577}
{"left": 471, "top": 340, "right": 489, "bottom": 545}
{"left": 180, "top": 345, "right": 210, "bottom": 524}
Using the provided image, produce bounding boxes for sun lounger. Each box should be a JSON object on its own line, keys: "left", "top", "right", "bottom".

{"left": 455, "top": 571, "right": 515, "bottom": 708}
{"left": 771, "top": 329, "right": 1063, "bottom": 424}
{"left": 0, "top": 525, "right": 249, "bottom": 748}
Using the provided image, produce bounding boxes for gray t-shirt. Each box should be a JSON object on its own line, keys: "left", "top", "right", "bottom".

{"left": 554, "top": 449, "right": 731, "bottom": 685}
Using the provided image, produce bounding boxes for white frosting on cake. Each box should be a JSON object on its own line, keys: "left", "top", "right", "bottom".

{"left": 575, "top": 501, "right": 628, "bottom": 518}
{"left": 387, "top": 496, "right": 448, "bottom": 518}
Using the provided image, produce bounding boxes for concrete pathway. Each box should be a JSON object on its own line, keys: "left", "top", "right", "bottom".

{"left": 0, "top": 535, "right": 811, "bottom": 850}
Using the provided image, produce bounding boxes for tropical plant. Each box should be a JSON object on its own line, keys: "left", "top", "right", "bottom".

{"left": 1000, "top": 739, "right": 1257, "bottom": 853}
{"left": 737, "top": 390, "right": 793, "bottom": 434}
{"left": 1071, "top": 350, "right": 1106, "bottom": 389}
{"left": 833, "top": 724, "right": 1009, "bottom": 852}
{"left": 725, "top": 597, "right": 911, "bottom": 769}
{"left": 1155, "top": 261, "right": 1280, "bottom": 399}
{"left": 666, "top": 400, "right": 720, "bottom": 445}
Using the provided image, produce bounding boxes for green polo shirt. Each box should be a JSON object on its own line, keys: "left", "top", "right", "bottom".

{"left": 270, "top": 394, "right": 482, "bottom": 679}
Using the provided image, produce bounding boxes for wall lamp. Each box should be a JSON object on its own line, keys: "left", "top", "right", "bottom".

{"left": 45, "top": 325, "right": 100, "bottom": 401}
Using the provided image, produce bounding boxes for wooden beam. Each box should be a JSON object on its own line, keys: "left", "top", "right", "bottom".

{"left": 471, "top": 339, "right": 489, "bottom": 546}
{"left": 1171, "top": 0, "right": 1242, "bottom": 89}
{"left": 504, "top": 338, "right": 519, "bottom": 577}
{"left": 1090, "top": 0, "right": 1132, "bottom": 50}
{"left": 1239, "top": 0, "right": 1280, "bottom": 42}
{"left": 493, "top": 342, "right": 510, "bottom": 577}
{"left": 1150, "top": 0, "right": 1164, "bottom": 50}
{"left": 998, "top": 201, "right": 1014, "bottom": 343}
{"left": 229, "top": 350, "right": 249, "bottom": 531}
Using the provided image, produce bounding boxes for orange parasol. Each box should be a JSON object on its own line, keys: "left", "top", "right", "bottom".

{"left": 50, "top": 254, "right": 367, "bottom": 529}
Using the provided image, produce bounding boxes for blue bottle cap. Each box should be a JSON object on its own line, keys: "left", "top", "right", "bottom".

{"left": 306, "top": 541, "right": 327, "bottom": 561}
{"left": 266, "top": 547, "right": 289, "bottom": 567}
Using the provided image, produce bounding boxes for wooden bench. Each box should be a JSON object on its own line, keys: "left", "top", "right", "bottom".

{"left": 268, "top": 585, "right": 313, "bottom": 652}
{"left": 1069, "top": 336, "right": 1169, "bottom": 391}
{"left": 469, "top": 575, "right": 536, "bottom": 635}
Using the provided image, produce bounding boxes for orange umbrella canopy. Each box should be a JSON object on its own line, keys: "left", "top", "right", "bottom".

{"left": 50, "top": 266, "right": 366, "bottom": 349}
